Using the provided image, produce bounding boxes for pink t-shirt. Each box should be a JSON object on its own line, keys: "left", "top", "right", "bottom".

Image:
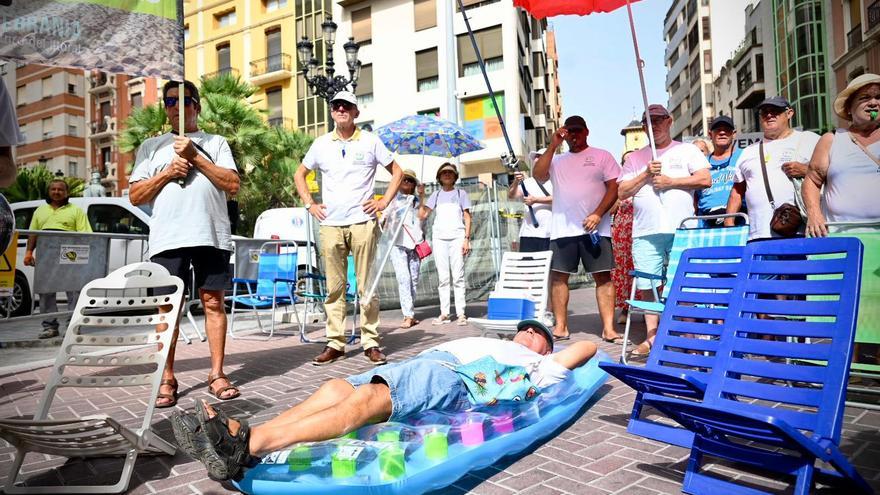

{"left": 618, "top": 142, "right": 710, "bottom": 237}
{"left": 548, "top": 147, "right": 620, "bottom": 240}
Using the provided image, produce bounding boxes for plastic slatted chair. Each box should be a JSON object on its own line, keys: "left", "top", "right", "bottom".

{"left": 646, "top": 237, "right": 871, "bottom": 494}
{"left": 600, "top": 245, "right": 746, "bottom": 448}
{"left": 825, "top": 222, "right": 880, "bottom": 410}
{"left": 622, "top": 214, "right": 749, "bottom": 363}
{"left": 0, "top": 262, "right": 185, "bottom": 494}
{"left": 229, "top": 241, "right": 300, "bottom": 339}
{"left": 470, "top": 250, "right": 553, "bottom": 338}
{"left": 296, "top": 254, "right": 359, "bottom": 344}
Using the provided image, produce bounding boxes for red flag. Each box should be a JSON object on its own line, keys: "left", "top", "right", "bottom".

{"left": 513, "top": 0, "right": 642, "bottom": 19}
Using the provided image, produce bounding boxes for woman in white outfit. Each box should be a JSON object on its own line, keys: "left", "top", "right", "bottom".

{"left": 803, "top": 73, "right": 880, "bottom": 236}
{"left": 420, "top": 162, "right": 472, "bottom": 325}
{"left": 388, "top": 169, "right": 424, "bottom": 328}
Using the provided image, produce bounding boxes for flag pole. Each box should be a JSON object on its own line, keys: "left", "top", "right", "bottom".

{"left": 625, "top": 0, "right": 657, "bottom": 161}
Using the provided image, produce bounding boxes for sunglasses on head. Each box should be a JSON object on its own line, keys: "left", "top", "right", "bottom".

{"left": 164, "top": 96, "right": 196, "bottom": 108}
{"left": 331, "top": 101, "right": 354, "bottom": 111}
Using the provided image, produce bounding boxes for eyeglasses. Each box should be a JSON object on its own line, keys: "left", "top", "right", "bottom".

{"left": 331, "top": 101, "right": 355, "bottom": 112}
{"left": 164, "top": 96, "right": 196, "bottom": 108}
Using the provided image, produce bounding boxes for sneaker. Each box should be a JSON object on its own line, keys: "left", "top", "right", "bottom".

{"left": 432, "top": 315, "right": 451, "bottom": 325}
{"left": 364, "top": 347, "right": 387, "bottom": 365}
{"left": 456, "top": 315, "right": 468, "bottom": 326}
{"left": 312, "top": 346, "right": 345, "bottom": 366}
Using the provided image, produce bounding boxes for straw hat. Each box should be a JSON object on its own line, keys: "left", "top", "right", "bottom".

{"left": 833, "top": 73, "right": 880, "bottom": 120}
{"left": 435, "top": 162, "right": 459, "bottom": 181}
{"left": 402, "top": 169, "right": 418, "bottom": 183}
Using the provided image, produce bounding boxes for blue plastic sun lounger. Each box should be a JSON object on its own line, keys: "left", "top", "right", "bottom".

{"left": 601, "top": 244, "right": 746, "bottom": 448}
{"left": 645, "top": 237, "right": 871, "bottom": 494}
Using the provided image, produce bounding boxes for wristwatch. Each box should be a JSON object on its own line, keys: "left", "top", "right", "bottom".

{"left": 304, "top": 203, "right": 312, "bottom": 210}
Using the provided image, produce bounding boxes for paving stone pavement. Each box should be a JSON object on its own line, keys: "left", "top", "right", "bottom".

{"left": 0, "top": 287, "right": 879, "bottom": 494}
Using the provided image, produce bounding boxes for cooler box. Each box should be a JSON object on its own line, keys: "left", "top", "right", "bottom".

{"left": 487, "top": 291, "right": 536, "bottom": 320}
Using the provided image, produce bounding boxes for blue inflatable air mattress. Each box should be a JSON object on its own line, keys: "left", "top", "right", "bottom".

{"left": 233, "top": 350, "right": 610, "bottom": 495}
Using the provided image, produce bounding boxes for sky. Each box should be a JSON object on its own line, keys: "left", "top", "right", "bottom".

{"left": 550, "top": 0, "right": 673, "bottom": 157}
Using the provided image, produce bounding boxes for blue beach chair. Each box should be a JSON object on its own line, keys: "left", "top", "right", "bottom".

{"left": 644, "top": 237, "right": 870, "bottom": 494}
{"left": 601, "top": 244, "right": 746, "bottom": 448}
{"left": 297, "top": 254, "right": 360, "bottom": 344}
{"left": 229, "top": 241, "right": 301, "bottom": 339}
{"left": 622, "top": 214, "right": 748, "bottom": 363}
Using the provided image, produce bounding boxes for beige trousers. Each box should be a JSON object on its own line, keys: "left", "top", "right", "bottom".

{"left": 319, "top": 220, "right": 380, "bottom": 351}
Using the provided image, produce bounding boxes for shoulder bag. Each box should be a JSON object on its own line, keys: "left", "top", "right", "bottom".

{"left": 759, "top": 140, "right": 803, "bottom": 237}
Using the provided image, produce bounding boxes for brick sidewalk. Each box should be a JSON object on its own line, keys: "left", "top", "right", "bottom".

{"left": 1, "top": 288, "right": 879, "bottom": 494}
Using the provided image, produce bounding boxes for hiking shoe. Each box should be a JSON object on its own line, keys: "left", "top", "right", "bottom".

{"left": 432, "top": 315, "right": 451, "bottom": 325}
{"left": 312, "top": 346, "right": 345, "bottom": 366}
{"left": 364, "top": 347, "right": 387, "bottom": 365}
{"left": 456, "top": 315, "right": 468, "bottom": 326}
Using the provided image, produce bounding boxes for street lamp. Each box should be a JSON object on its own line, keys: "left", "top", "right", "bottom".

{"left": 296, "top": 16, "right": 361, "bottom": 102}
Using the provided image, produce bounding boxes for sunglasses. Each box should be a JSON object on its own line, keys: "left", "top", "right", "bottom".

{"left": 331, "top": 101, "right": 354, "bottom": 111}
{"left": 403, "top": 177, "right": 417, "bottom": 184}
{"left": 566, "top": 126, "right": 586, "bottom": 133}
{"left": 164, "top": 96, "right": 196, "bottom": 108}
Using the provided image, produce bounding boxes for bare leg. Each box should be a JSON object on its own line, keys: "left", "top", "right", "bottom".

{"left": 157, "top": 303, "right": 178, "bottom": 406}
{"left": 202, "top": 288, "right": 236, "bottom": 398}
{"left": 257, "top": 379, "right": 356, "bottom": 430}
{"left": 551, "top": 271, "right": 570, "bottom": 338}
{"left": 205, "top": 382, "right": 393, "bottom": 456}
{"left": 639, "top": 287, "right": 662, "bottom": 349}
{"left": 592, "top": 271, "right": 620, "bottom": 340}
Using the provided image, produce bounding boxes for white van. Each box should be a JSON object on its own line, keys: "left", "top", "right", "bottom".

{"left": 7, "top": 197, "right": 152, "bottom": 317}
{"left": 252, "top": 207, "right": 319, "bottom": 274}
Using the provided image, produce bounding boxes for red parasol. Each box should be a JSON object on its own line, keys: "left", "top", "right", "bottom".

{"left": 514, "top": 0, "right": 658, "bottom": 159}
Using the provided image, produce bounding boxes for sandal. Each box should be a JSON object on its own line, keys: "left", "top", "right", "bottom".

{"left": 400, "top": 317, "right": 416, "bottom": 329}
{"left": 208, "top": 373, "right": 240, "bottom": 401}
{"left": 196, "top": 402, "right": 258, "bottom": 481}
{"left": 602, "top": 335, "right": 627, "bottom": 345}
{"left": 630, "top": 339, "right": 653, "bottom": 357}
{"left": 155, "top": 378, "right": 178, "bottom": 408}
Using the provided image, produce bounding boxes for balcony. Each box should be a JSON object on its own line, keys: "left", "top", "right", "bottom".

{"left": 268, "top": 117, "right": 294, "bottom": 129}
{"left": 89, "top": 118, "right": 116, "bottom": 139}
{"left": 250, "top": 54, "right": 294, "bottom": 86}
{"left": 870, "top": 1, "right": 880, "bottom": 32}
{"left": 204, "top": 67, "right": 239, "bottom": 79}
{"left": 89, "top": 73, "right": 114, "bottom": 94}
{"left": 847, "top": 24, "right": 863, "bottom": 51}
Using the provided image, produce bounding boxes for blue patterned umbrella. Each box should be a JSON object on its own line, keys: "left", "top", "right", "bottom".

{"left": 375, "top": 115, "right": 484, "bottom": 159}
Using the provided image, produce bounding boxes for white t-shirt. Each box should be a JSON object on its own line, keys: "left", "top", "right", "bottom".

{"left": 549, "top": 147, "right": 620, "bottom": 239}
{"left": 426, "top": 188, "right": 471, "bottom": 240}
{"left": 734, "top": 130, "right": 821, "bottom": 240}
{"left": 0, "top": 79, "right": 23, "bottom": 146}
{"left": 129, "top": 132, "right": 237, "bottom": 257}
{"left": 390, "top": 193, "right": 423, "bottom": 249}
{"left": 302, "top": 128, "right": 394, "bottom": 226}
{"left": 518, "top": 177, "right": 553, "bottom": 239}
{"left": 426, "top": 337, "right": 571, "bottom": 388}
{"left": 618, "top": 142, "right": 710, "bottom": 237}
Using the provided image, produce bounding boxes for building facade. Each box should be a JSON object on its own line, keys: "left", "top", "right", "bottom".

{"left": 828, "top": 0, "right": 880, "bottom": 127}
{"left": 620, "top": 119, "right": 648, "bottom": 157}
{"left": 664, "top": 0, "right": 715, "bottom": 139}
{"left": 12, "top": 65, "right": 87, "bottom": 181}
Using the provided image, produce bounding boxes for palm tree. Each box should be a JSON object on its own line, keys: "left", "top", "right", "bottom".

{"left": 0, "top": 166, "right": 84, "bottom": 203}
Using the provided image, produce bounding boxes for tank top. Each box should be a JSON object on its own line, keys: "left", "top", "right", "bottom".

{"left": 825, "top": 129, "right": 880, "bottom": 222}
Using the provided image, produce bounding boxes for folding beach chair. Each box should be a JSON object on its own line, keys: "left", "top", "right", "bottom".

{"left": 296, "top": 254, "right": 360, "bottom": 344}
{"left": 470, "top": 250, "right": 553, "bottom": 338}
{"left": 600, "top": 244, "right": 746, "bottom": 448}
{"left": 0, "top": 262, "right": 185, "bottom": 494}
{"left": 621, "top": 213, "right": 748, "bottom": 363}
{"left": 644, "top": 237, "right": 871, "bottom": 494}
{"left": 823, "top": 221, "right": 880, "bottom": 410}
{"left": 229, "top": 241, "right": 301, "bottom": 339}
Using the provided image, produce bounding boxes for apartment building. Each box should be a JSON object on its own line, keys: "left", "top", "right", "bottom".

{"left": 828, "top": 0, "right": 880, "bottom": 127}
{"left": 13, "top": 65, "right": 87, "bottom": 181}
{"left": 331, "top": 0, "right": 561, "bottom": 180}
{"left": 545, "top": 28, "right": 563, "bottom": 139}
{"left": 664, "top": 0, "right": 715, "bottom": 139}
{"left": 86, "top": 72, "right": 162, "bottom": 196}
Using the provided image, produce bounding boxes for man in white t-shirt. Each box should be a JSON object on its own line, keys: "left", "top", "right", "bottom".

{"left": 0, "top": 78, "right": 23, "bottom": 187}
{"left": 294, "top": 91, "right": 403, "bottom": 366}
{"left": 130, "top": 80, "right": 242, "bottom": 407}
{"left": 172, "top": 319, "right": 599, "bottom": 481}
{"left": 618, "top": 104, "right": 711, "bottom": 356}
{"left": 533, "top": 116, "right": 621, "bottom": 343}
{"left": 724, "top": 96, "right": 821, "bottom": 240}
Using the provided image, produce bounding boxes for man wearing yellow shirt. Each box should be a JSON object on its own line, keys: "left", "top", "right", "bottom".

{"left": 24, "top": 179, "right": 91, "bottom": 338}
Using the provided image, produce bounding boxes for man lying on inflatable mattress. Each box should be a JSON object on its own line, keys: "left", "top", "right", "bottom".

{"left": 172, "top": 320, "right": 598, "bottom": 481}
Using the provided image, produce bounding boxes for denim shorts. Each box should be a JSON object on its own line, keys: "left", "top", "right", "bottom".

{"left": 632, "top": 234, "right": 674, "bottom": 290}
{"left": 345, "top": 351, "right": 471, "bottom": 421}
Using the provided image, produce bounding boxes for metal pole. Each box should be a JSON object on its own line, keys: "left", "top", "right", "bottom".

{"left": 625, "top": 0, "right": 658, "bottom": 161}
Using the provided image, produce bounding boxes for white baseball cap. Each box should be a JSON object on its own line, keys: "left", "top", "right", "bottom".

{"left": 331, "top": 91, "right": 358, "bottom": 106}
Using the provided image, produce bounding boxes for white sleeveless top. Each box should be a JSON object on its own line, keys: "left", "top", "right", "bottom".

{"left": 825, "top": 129, "right": 880, "bottom": 223}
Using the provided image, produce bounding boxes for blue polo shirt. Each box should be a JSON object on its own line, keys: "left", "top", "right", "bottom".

{"left": 696, "top": 147, "right": 741, "bottom": 214}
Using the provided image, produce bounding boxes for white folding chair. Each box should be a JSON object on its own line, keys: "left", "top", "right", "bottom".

{"left": 470, "top": 250, "right": 553, "bottom": 338}
{"left": 0, "top": 262, "right": 185, "bottom": 494}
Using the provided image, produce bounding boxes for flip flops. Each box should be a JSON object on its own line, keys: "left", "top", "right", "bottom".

{"left": 630, "top": 339, "right": 653, "bottom": 357}
{"left": 602, "top": 336, "right": 627, "bottom": 345}
{"left": 553, "top": 334, "right": 571, "bottom": 342}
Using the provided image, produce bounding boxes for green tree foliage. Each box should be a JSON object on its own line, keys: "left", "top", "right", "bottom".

{"left": 118, "top": 73, "right": 313, "bottom": 236}
{"left": 0, "top": 166, "right": 84, "bottom": 203}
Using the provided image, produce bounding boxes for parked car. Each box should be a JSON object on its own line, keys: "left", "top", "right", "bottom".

{"left": 5, "top": 197, "right": 152, "bottom": 317}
